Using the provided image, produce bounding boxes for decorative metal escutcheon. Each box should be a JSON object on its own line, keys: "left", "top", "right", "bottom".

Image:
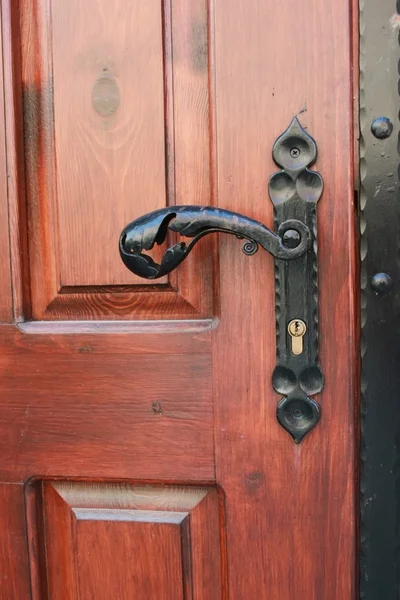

{"left": 119, "top": 118, "right": 324, "bottom": 443}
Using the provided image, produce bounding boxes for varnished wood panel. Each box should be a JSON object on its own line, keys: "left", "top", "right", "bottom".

{"left": 13, "top": 0, "right": 214, "bottom": 321}
{"left": 0, "top": 8, "right": 13, "bottom": 322}
{"left": 53, "top": 0, "right": 167, "bottom": 288}
{"left": 0, "top": 484, "right": 31, "bottom": 598}
{"left": 29, "top": 482, "right": 222, "bottom": 599}
{"left": 0, "top": 0, "right": 358, "bottom": 597}
{"left": 213, "top": 0, "right": 357, "bottom": 598}
{"left": 0, "top": 325, "right": 214, "bottom": 482}
{"left": 0, "top": 1, "right": 30, "bottom": 324}
{"left": 77, "top": 519, "right": 185, "bottom": 599}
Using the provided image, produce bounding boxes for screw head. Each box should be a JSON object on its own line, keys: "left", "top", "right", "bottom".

{"left": 292, "top": 408, "right": 303, "bottom": 419}
{"left": 290, "top": 147, "right": 300, "bottom": 158}
{"left": 371, "top": 117, "right": 393, "bottom": 139}
{"left": 282, "top": 228, "right": 301, "bottom": 249}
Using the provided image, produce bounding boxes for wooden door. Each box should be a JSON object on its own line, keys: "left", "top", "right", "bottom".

{"left": 0, "top": 0, "right": 357, "bottom": 598}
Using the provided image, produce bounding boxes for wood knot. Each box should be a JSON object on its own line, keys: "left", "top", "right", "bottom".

{"left": 243, "top": 470, "right": 265, "bottom": 495}
{"left": 92, "top": 71, "right": 120, "bottom": 117}
{"left": 78, "top": 345, "right": 94, "bottom": 353}
{"left": 152, "top": 401, "right": 163, "bottom": 414}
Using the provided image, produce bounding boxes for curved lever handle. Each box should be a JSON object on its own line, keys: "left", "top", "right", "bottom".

{"left": 119, "top": 206, "right": 311, "bottom": 279}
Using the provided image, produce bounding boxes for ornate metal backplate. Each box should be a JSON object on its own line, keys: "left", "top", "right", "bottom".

{"left": 119, "top": 118, "right": 324, "bottom": 443}
{"left": 270, "top": 118, "right": 324, "bottom": 442}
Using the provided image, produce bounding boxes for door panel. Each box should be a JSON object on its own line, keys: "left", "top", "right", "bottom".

{"left": 18, "top": 0, "right": 214, "bottom": 321}
{"left": 0, "top": 326, "right": 214, "bottom": 482}
{"left": 0, "top": 0, "right": 357, "bottom": 598}
{"left": 27, "top": 483, "right": 222, "bottom": 599}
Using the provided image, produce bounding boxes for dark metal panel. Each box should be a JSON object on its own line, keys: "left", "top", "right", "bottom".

{"left": 360, "top": 0, "right": 400, "bottom": 597}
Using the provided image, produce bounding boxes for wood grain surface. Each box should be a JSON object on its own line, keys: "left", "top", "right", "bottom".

{"left": 12, "top": 0, "right": 214, "bottom": 321}
{"left": 0, "top": 11, "right": 12, "bottom": 323}
{"left": 0, "top": 325, "right": 214, "bottom": 483}
{"left": 212, "top": 0, "right": 357, "bottom": 598}
{"left": 27, "top": 482, "right": 222, "bottom": 599}
{"left": 0, "top": 0, "right": 357, "bottom": 597}
{"left": 0, "top": 484, "right": 31, "bottom": 598}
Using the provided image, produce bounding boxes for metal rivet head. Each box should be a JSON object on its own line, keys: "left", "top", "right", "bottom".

{"left": 282, "top": 229, "right": 301, "bottom": 249}
{"left": 292, "top": 408, "right": 303, "bottom": 419}
{"left": 371, "top": 117, "right": 393, "bottom": 139}
{"left": 371, "top": 272, "right": 393, "bottom": 295}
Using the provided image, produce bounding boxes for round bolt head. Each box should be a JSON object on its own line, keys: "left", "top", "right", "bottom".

{"left": 371, "top": 117, "right": 393, "bottom": 139}
{"left": 282, "top": 228, "right": 301, "bottom": 249}
{"left": 371, "top": 272, "right": 393, "bottom": 295}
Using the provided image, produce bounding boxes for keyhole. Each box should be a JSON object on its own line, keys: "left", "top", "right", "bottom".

{"left": 288, "top": 319, "right": 307, "bottom": 355}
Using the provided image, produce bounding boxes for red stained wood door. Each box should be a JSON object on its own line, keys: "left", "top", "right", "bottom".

{"left": 0, "top": 0, "right": 357, "bottom": 598}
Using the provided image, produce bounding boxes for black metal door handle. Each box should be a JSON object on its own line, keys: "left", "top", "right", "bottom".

{"left": 119, "top": 118, "right": 324, "bottom": 443}
{"left": 119, "top": 206, "right": 311, "bottom": 279}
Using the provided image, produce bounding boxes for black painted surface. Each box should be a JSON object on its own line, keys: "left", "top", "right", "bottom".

{"left": 270, "top": 118, "right": 323, "bottom": 443}
{"left": 119, "top": 205, "right": 310, "bottom": 279}
{"left": 360, "top": 1, "right": 400, "bottom": 597}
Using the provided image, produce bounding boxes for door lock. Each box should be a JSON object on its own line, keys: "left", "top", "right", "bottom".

{"left": 119, "top": 118, "right": 324, "bottom": 443}
{"left": 288, "top": 319, "right": 307, "bottom": 355}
